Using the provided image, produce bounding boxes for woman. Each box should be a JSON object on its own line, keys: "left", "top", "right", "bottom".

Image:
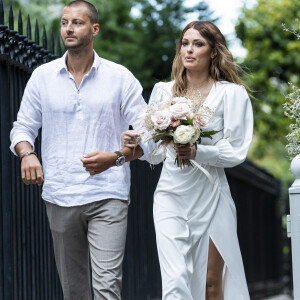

{"left": 123, "top": 21, "right": 253, "bottom": 300}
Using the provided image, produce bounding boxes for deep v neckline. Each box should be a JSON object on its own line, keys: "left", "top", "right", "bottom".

{"left": 198, "top": 81, "right": 217, "bottom": 108}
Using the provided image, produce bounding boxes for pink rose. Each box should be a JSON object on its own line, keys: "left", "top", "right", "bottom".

{"left": 151, "top": 110, "right": 171, "bottom": 130}
{"left": 170, "top": 103, "right": 191, "bottom": 120}
{"left": 171, "top": 97, "right": 192, "bottom": 107}
{"left": 193, "top": 107, "right": 214, "bottom": 129}
{"left": 170, "top": 117, "right": 181, "bottom": 127}
{"left": 193, "top": 114, "right": 208, "bottom": 129}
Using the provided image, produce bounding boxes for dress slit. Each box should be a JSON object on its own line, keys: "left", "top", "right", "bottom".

{"left": 209, "top": 197, "right": 250, "bottom": 300}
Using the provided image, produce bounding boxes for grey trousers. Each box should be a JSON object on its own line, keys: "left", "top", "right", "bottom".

{"left": 45, "top": 199, "right": 128, "bottom": 300}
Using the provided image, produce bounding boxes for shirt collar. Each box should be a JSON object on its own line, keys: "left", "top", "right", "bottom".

{"left": 55, "top": 50, "right": 101, "bottom": 73}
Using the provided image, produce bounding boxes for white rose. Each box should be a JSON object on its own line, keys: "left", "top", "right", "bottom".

{"left": 190, "top": 129, "right": 200, "bottom": 143}
{"left": 173, "top": 125, "right": 196, "bottom": 144}
{"left": 170, "top": 103, "right": 191, "bottom": 120}
{"left": 151, "top": 109, "right": 171, "bottom": 130}
{"left": 188, "top": 112, "right": 195, "bottom": 119}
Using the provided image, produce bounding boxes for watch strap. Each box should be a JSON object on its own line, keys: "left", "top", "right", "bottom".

{"left": 114, "top": 151, "right": 124, "bottom": 159}
{"left": 114, "top": 151, "right": 125, "bottom": 166}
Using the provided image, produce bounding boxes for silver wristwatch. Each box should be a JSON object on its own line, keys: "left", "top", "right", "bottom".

{"left": 114, "top": 151, "right": 125, "bottom": 167}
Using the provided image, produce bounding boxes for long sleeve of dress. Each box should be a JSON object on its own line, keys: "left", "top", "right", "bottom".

{"left": 194, "top": 84, "right": 253, "bottom": 168}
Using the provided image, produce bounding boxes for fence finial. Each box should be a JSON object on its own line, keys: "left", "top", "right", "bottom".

{"left": 35, "top": 19, "right": 39, "bottom": 45}
{"left": 27, "top": 14, "right": 31, "bottom": 40}
{"left": 291, "top": 155, "right": 300, "bottom": 187}
{"left": 9, "top": 4, "right": 14, "bottom": 30}
{"left": 42, "top": 25, "right": 47, "bottom": 49}
{"left": 18, "top": 9, "right": 23, "bottom": 35}
{"left": 0, "top": 0, "right": 4, "bottom": 25}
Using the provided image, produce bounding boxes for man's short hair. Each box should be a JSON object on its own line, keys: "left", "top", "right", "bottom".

{"left": 66, "top": 0, "right": 98, "bottom": 24}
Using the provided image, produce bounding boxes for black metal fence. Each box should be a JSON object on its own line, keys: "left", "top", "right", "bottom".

{"left": 226, "top": 162, "right": 284, "bottom": 299}
{"left": 0, "top": 2, "right": 286, "bottom": 300}
{"left": 0, "top": 2, "right": 63, "bottom": 300}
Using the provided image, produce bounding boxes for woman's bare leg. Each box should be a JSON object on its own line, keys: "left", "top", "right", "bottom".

{"left": 206, "top": 238, "right": 224, "bottom": 300}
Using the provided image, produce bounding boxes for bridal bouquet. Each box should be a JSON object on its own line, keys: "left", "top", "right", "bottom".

{"left": 144, "top": 88, "right": 220, "bottom": 168}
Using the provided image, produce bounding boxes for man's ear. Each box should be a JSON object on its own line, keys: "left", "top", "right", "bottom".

{"left": 92, "top": 23, "right": 100, "bottom": 36}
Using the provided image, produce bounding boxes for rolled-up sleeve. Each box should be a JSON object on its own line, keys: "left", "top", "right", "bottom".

{"left": 194, "top": 85, "right": 253, "bottom": 168}
{"left": 10, "top": 70, "right": 42, "bottom": 156}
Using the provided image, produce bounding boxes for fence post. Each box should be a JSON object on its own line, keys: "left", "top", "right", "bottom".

{"left": 287, "top": 154, "right": 300, "bottom": 299}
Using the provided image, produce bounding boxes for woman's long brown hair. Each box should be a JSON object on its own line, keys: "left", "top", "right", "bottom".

{"left": 171, "top": 21, "right": 249, "bottom": 97}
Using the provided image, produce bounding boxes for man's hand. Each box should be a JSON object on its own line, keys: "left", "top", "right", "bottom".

{"left": 21, "top": 155, "right": 44, "bottom": 185}
{"left": 81, "top": 151, "right": 116, "bottom": 176}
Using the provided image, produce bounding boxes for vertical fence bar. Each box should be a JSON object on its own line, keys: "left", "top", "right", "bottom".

{"left": 287, "top": 155, "right": 300, "bottom": 299}
{"left": 0, "top": 60, "right": 5, "bottom": 299}
{"left": 0, "top": 6, "right": 5, "bottom": 297}
{"left": 0, "top": 0, "right": 4, "bottom": 25}
{"left": 10, "top": 67, "right": 17, "bottom": 300}
{"left": 0, "top": 56, "right": 13, "bottom": 300}
{"left": 15, "top": 69, "right": 23, "bottom": 300}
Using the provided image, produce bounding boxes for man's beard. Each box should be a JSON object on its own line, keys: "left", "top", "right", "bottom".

{"left": 62, "top": 29, "right": 93, "bottom": 50}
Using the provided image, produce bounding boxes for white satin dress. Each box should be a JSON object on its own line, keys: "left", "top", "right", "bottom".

{"left": 147, "top": 80, "right": 253, "bottom": 300}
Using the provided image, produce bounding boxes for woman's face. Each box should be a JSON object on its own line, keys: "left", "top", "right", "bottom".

{"left": 180, "top": 28, "right": 214, "bottom": 72}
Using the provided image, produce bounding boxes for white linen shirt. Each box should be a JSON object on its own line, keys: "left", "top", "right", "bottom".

{"left": 10, "top": 51, "right": 152, "bottom": 207}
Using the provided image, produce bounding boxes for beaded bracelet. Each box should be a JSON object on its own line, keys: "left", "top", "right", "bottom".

{"left": 20, "top": 151, "right": 37, "bottom": 162}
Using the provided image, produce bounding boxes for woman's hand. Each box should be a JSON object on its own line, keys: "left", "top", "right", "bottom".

{"left": 121, "top": 130, "right": 143, "bottom": 148}
{"left": 174, "top": 143, "right": 196, "bottom": 159}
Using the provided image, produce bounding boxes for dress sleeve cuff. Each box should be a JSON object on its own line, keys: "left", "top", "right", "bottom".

{"left": 194, "top": 144, "right": 220, "bottom": 165}
{"left": 139, "top": 138, "right": 165, "bottom": 164}
{"left": 137, "top": 137, "right": 156, "bottom": 161}
{"left": 215, "top": 139, "right": 247, "bottom": 167}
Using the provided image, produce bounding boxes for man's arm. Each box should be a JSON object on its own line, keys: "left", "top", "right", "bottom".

{"left": 15, "top": 141, "right": 44, "bottom": 185}
{"left": 80, "top": 146, "right": 144, "bottom": 175}
{"left": 10, "top": 69, "right": 43, "bottom": 185}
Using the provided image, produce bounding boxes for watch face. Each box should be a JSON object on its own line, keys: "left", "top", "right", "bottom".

{"left": 117, "top": 155, "right": 126, "bottom": 166}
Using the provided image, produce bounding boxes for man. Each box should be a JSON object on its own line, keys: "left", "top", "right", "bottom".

{"left": 10, "top": 1, "right": 152, "bottom": 299}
